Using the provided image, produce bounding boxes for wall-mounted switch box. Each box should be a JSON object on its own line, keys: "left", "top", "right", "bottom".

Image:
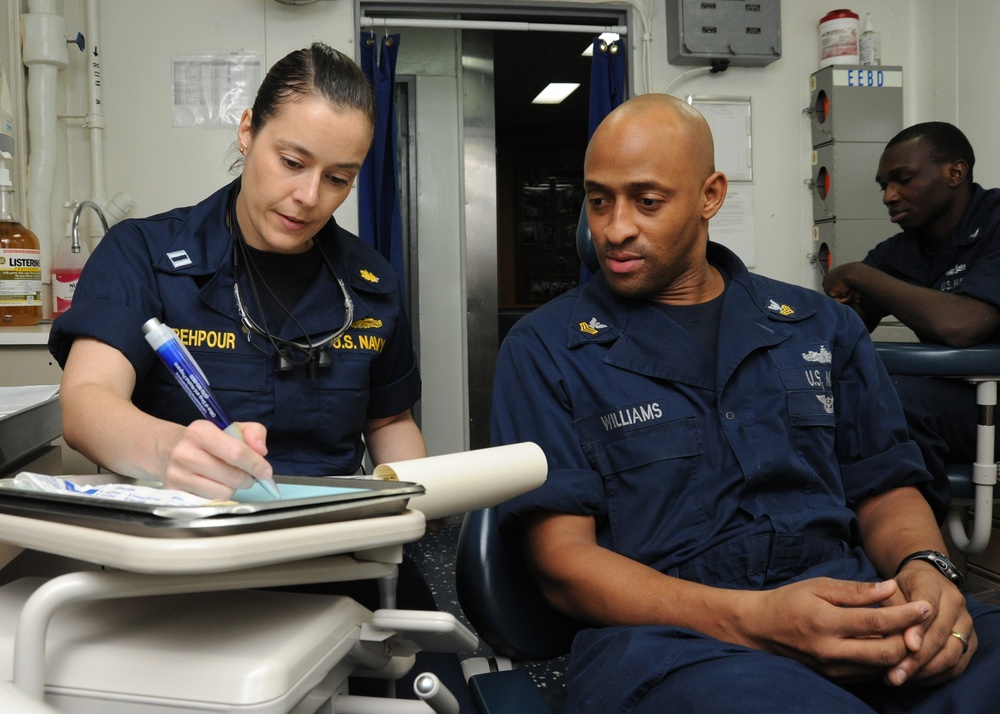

{"left": 667, "top": 0, "right": 781, "bottom": 67}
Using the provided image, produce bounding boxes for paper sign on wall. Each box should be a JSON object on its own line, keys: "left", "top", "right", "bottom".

{"left": 171, "top": 52, "right": 262, "bottom": 127}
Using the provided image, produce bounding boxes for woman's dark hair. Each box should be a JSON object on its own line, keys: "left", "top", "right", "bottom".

{"left": 885, "top": 121, "right": 976, "bottom": 183}
{"left": 249, "top": 42, "right": 376, "bottom": 135}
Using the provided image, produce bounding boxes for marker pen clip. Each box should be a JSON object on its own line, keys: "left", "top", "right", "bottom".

{"left": 142, "top": 317, "right": 281, "bottom": 498}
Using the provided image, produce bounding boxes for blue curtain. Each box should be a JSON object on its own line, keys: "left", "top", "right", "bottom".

{"left": 359, "top": 31, "right": 405, "bottom": 288}
{"left": 578, "top": 38, "right": 626, "bottom": 284}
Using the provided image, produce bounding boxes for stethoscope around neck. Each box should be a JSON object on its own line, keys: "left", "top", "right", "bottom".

{"left": 228, "top": 183, "right": 354, "bottom": 378}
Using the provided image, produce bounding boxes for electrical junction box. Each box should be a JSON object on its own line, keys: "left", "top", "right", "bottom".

{"left": 667, "top": 0, "right": 781, "bottom": 67}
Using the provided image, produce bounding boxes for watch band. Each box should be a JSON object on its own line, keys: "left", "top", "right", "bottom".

{"left": 895, "top": 550, "right": 965, "bottom": 590}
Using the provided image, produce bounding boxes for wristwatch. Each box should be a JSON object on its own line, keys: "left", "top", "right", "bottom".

{"left": 895, "top": 550, "right": 965, "bottom": 590}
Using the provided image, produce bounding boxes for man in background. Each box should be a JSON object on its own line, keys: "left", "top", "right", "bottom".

{"left": 823, "top": 122, "right": 1000, "bottom": 523}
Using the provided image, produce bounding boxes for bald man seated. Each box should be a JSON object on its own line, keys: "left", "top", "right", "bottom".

{"left": 489, "top": 94, "right": 1000, "bottom": 713}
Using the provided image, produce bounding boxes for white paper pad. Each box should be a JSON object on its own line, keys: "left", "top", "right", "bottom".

{"left": 372, "top": 442, "right": 547, "bottom": 519}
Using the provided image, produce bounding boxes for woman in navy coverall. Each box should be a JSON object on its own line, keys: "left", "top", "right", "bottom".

{"left": 48, "top": 43, "right": 473, "bottom": 709}
{"left": 49, "top": 44, "right": 424, "bottom": 493}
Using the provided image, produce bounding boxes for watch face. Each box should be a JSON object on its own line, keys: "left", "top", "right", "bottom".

{"left": 924, "top": 552, "right": 963, "bottom": 587}
{"left": 931, "top": 555, "right": 955, "bottom": 577}
{"left": 898, "top": 551, "right": 965, "bottom": 589}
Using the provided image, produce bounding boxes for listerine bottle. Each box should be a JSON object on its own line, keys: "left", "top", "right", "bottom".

{"left": 0, "top": 151, "right": 42, "bottom": 325}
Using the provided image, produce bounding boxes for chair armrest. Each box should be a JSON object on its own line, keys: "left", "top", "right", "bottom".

{"left": 456, "top": 509, "right": 579, "bottom": 661}
{"left": 875, "top": 342, "right": 1000, "bottom": 378}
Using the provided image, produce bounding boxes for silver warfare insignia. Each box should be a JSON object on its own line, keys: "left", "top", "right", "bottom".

{"left": 802, "top": 346, "right": 832, "bottom": 363}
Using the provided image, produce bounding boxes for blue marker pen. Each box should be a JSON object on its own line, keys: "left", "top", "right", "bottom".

{"left": 141, "top": 317, "right": 281, "bottom": 498}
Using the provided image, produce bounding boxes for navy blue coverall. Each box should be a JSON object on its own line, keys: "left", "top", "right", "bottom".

{"left": 46, "top": 180, "right": 481, "bottom": 710}
{"left": 492, "top": 243, "right": 1000, "bottom": 713}
{"left": 861, "top": 184, "right": 1000, "bottom": 522}
{"left": 49, "top": 180, "right": 421, "bottom": 477}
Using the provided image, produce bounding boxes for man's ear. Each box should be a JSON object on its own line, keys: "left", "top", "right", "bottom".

{"left": 702, "top": 171, "right": 728, "bottom": 220}
{"left": 947, "top": 159, "right": 969, "bottom": 188}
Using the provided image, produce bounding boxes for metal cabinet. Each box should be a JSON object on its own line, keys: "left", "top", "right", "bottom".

{"left": 808, "top": 65, "right": 902, "bottom": 276}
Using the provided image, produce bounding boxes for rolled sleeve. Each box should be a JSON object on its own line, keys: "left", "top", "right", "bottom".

{"left": 491, "top": 332, "right": 606, "bottom": 535}
{"left": 364, "top": 291, "right": 420, "bottom": 419}
{"left": 834, "top": 318, "right": 931, "bottom": 503}
{"left": 366, "top": 356, "right": 421, "bottom": 419}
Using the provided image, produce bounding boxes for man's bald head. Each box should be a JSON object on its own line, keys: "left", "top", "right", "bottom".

{"left": 587, "top": 94, "right": 717, "bottom": 182}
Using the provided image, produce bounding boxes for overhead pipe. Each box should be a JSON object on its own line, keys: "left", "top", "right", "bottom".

{"left": 360, "top": 16, "right": 627, "bottom": 35}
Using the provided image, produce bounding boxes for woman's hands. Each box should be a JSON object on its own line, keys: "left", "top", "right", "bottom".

{"left": 158, "top": 419, "right": 272, "bottom": 499}
{"left": 61, "top": 338, "right": 272, "bottom": 499}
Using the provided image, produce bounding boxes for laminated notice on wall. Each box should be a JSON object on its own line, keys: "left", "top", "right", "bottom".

{"left": 710, "top": 184, "right": 756, "bottom": 268}
{"left": 171, "top": 52, "right": 262, "bottom": 127}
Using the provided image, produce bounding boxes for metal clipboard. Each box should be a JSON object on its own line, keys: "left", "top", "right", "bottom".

{"left": 0, "top": 473, "right": 424, "bottom": 538}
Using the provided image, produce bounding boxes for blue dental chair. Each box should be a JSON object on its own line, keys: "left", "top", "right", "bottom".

{"left": 455, "top": 508, "right": 580, "bottom": 714}
{"left": 875, "top": 342, "right": 1000, "bottom": 555}
{"left": 451, "top": 210, "right": 593, "bottom": 713}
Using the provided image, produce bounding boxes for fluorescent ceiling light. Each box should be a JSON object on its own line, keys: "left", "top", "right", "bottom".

{"left": 532, "top": 83, "right": 580, "bottom": 104}
{"left": 582, "top": 33, "right": 621, "bottom": 56}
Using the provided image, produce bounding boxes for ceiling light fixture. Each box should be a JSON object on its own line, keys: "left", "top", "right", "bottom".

{"left": 582, "top": 32, "right": 621, "bottom": 56}
{"left": 532, "top": 83, "right": 581, "bottom": 105}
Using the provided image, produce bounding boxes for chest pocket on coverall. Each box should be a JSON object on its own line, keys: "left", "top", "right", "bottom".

{"left": 576, "top": 394, "right": 708, "bottom": 556}
{"left": 771, "top": 344, "right": 838, "bottom": 506}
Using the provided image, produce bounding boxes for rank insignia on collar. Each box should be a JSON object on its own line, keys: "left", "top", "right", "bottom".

{"left": 766, "top": 299, "right": 795, "bottom": 316}
{"left": 360, "top": 269, "right": 379, "bottom": 283}
{"left": 579, "top": 317, "right": 608, "bottom": 334}
{"left": 166, "top": 250, "right": 192, "bottom": 269}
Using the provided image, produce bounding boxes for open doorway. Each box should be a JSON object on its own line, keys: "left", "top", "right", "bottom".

{"left": 362, "top": 4, "right": 629, "bottom": 452}
{"left": 494, "top": 29, "right": 594, "bottom": 335}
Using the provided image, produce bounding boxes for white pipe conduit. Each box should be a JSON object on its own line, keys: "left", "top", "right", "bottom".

{"left": 82, "top": 0, "right": 132, "bottom": 246}
{"left": 23, "top": 0, "right": 131, "bottom": 290}
{"left": 21, "top": 0, "right": 67, "bottom": 285}
{"left": 84, "top": 0, "right": 104, "bottom": 211}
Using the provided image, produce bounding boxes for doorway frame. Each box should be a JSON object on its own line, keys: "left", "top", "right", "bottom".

{"left": 357, "top": 1, "right": 631, "bottom": 450}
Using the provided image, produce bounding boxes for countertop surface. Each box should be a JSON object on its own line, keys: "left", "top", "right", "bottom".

{"left": 0, "top": 324, "right": 52, "bottom": 347}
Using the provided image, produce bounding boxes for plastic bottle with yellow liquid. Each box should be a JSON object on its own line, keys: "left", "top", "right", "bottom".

{"left": 0, "top": 151, "right": 42, "bottom": 325}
